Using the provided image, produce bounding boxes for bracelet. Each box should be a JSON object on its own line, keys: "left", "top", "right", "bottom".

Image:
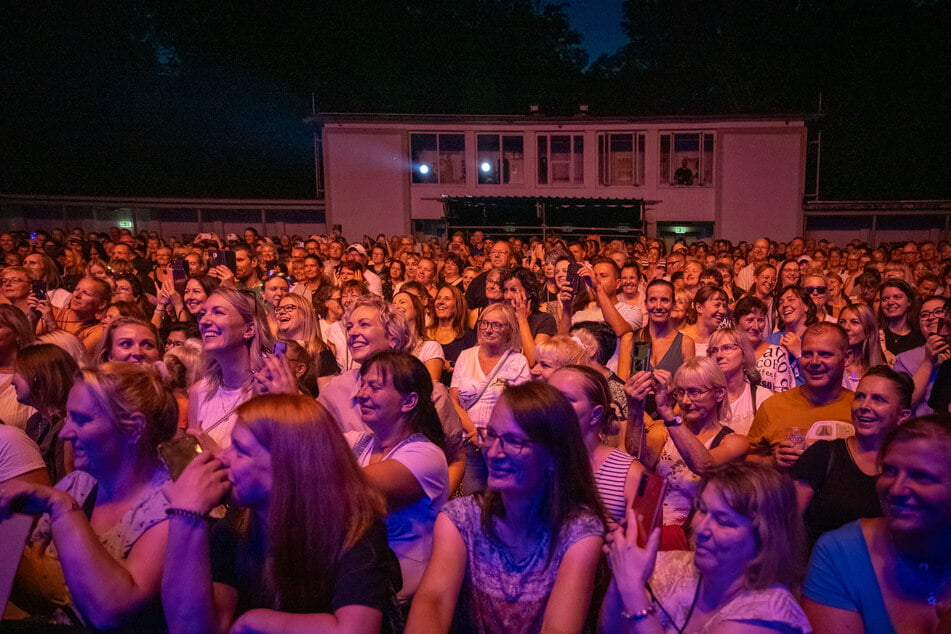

{"left": 165, "top": 507, "right": 210, "bottom": 521}
{"left": 49, "top": 498, "right": 83, "bottom": 522}
{"left": 621, "top": 605, "right": 656, "bottom": 621}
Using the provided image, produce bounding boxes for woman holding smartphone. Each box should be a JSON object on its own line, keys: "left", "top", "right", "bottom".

{"left": 162, "top": 394, "right": 400, "bottom": 633}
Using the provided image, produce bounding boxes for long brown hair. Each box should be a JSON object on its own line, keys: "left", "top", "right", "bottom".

{"left": 235, "top": 394, "right": 385, "bottom": 613}
{"left": 479, "top": 382, "right": 605, "bottom": 563}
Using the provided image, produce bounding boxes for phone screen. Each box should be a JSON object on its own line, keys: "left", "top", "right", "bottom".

{"left": 632, "top": 342, "right": 651, "bottom": 373}
{"left": 157, "top": 435, "right": 203, "bottom": 481}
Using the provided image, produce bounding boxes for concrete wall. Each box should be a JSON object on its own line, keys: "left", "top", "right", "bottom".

{"left": 717, "top": 129, "right": 806, "bottom": 243}
{"left": 323, "top": 127, "right": 409, "bottom": 237}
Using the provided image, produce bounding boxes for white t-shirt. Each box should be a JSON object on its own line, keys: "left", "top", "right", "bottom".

{"left": 191, "top": 379, "right": 252, "bottom": 449}
{"left": 728, "top": 381, "right": 774, "bottom": 436}
{"left": 0, "top": 424, "right": 46, "bottom": 483}
{"left": 451, "top": 346, "right": 530, "bottom": 428}
{"left": 346, "top": 432, "right": 449, "bottom": 599}
{"left": 572, "top": 300, "right": 644, "bottom": 371}
{"left": 0, "top": 373, "right": 36, "bottom": 430}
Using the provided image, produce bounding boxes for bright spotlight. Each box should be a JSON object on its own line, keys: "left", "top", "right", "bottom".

{"left": 418, "top": 164, "right": 430, "bottom": 175}
{"left": 481, "top": 162, "right": 492, "bottom": 173}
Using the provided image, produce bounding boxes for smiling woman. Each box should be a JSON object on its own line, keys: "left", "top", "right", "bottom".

{"left": 407, "top": 382, "right": 605, "bottom": 634}
{"left": 188, "top": 287, "right": 274, "bottom": 449}
{"left": 803, "top": 415, "right": 951, "bottom": 633}
{"left": 602, "top": 462, "right": 810, "bottom": 633}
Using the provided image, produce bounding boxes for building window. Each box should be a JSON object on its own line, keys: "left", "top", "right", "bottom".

{"left": 598, "top": 133, "right": 645, "bottom": 186}
{"left": 477, "top": 134, "right": 524, "bottom": 185}
{"left": 538, "top": 134, "right": 584, "bottom": 185}
{"left": 659, "top": 132, "right": 714, "bottom": 186}
{"left": 410, "top": 133, "right": 466, "bottom": 184}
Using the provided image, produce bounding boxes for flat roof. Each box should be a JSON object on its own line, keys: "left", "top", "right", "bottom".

{"left": 310, "top": 111, "right": 819, "bottom": 126}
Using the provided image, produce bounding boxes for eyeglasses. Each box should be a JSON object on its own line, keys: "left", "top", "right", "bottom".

{"left": 478, "top": 320, "right": 507, "bottom": 332}
{"left": 477, "top": 427, "right": 534, "bottom": 454}
{"left": 707, "top": 343, "right": 740, "bottom": 356}
{"left": 804, "top": 286, "right": 827, "bottom": 294}
{"left": 0, "top": 278, "right": 26, "bottom": 285}
{"left": 274, "top": 304, "right": 299, "bottom": 315}
{"left": 921, "top": 308, "right": 947, "bottom": 320}
{"left": 672, "top": 387, "right": 714, "bottom": 401}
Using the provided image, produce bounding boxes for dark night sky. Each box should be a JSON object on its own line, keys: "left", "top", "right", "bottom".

{"left": 1, "top": 1, "right": 948, "bottom": 202}
{"left": 559, "top": 0, "right": 627, "bottom": 63}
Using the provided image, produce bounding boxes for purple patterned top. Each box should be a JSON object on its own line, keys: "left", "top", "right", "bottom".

{"left": 442, "top": 495, "right": 603, "bottom": 634}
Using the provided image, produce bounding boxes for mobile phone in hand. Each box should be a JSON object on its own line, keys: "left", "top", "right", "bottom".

{"left": 31, "top": 280, "right": 48, "bottom": 301}
{"left": 632, "top": 471, "right": 666, "bottom": 547}
{"left": 158, "top": 435, "right": 204, "bottom": 481}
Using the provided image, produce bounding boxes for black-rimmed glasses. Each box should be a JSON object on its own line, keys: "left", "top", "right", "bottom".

{"left": 477, "top": 427, "right": 534, "bottom": 454}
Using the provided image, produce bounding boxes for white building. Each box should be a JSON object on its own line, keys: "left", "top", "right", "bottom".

{"left": 315, "top": 111, "right": 814, "bottom": 243}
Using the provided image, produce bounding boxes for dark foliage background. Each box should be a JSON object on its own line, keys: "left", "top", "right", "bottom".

{"left": 2, "top": 0, "right": 948, "bottom": 199}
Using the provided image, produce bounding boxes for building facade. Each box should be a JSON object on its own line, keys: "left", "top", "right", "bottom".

{"left": 316, "top": 112, "right": 812, "bottom": 243}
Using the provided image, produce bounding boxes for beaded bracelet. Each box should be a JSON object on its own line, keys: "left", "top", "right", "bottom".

{"left": 165, "top": 507, "right": 210, "bottom": 521}
{"left": 621, "top": 605, "right": 656, "bottom": 622}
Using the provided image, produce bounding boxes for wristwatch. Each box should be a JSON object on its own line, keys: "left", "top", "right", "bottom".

{"left": 663, "top": 416, "right": 684, "bottom": 428}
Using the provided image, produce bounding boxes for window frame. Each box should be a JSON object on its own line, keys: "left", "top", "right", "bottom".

{"left": 476, "top": 133, "right": 525, "bottom": 185}
{"left": 410, "top": 132, "right": 466, "bottom": 185}
{"left": 659, "top": 131, "right": 716, "bottom": 187}
{"left": 537, "top": 133, "right": 585, "bottom": 186}
{"left": 598, "top": 132, "right": 646, "bottom": 187}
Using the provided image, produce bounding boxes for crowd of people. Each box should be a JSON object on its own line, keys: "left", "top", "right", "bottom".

{"left": 0, "top": 225, "right": 950, "bottom": 632}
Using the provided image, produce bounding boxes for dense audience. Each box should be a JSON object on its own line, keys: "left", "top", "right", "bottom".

{"left": 2, "top": 225, "right": 951, "bottom": 632}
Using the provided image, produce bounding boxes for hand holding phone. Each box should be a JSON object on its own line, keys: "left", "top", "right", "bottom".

{"left": 158, "top": 435, "right": 204, "bottom": 481}
{"left": 631, "top": 471, "right": 667, "bottom": 548}
{"left": 31, "top": 280, "right": 48, "bottom": 301}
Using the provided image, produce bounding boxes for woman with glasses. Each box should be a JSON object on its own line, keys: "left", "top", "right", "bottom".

{"left": 407, "top": 382, "right": 604, "bottom": 633}
{"left": 707, "top": 327, "right": 772, "bottom": 436}
{"left": 838, "top": 303, "right": 888, "bottom": 391}
{"left": 777, "top": 258, "right": 802, "bottom": 290}
{"left": 804, "top": 273, "right": 837, "bottom": 323}
{"left": 275, "top": 293, "right": 338, "bottom": 382}
{"left": 625, "top": 357, "right": 749, "bottom": 550}
{"left": 468, "top": 267, "right": 506, "bottom": 329}
{"left": 896, "top": 295, "right": 947, "bottom": 417}
{"left": 1, "top": 265, "right": 34, "bottom": 315}
{"left": 450, "top": 303, "right": 530, "bottom": 495}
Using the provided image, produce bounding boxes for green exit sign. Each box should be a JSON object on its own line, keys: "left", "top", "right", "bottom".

{"left": 119, "top": 220, "right": 133, "bottom": 229}
{"left": 673, "top": 226, "right": 687, "bottom": 234}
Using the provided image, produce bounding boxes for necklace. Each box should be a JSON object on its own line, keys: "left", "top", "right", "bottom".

{"left": 896, "top": 552, "right": 951, "bottom": 607}
{"left": 647, "top": 574, "right": 702, "bottom": 634}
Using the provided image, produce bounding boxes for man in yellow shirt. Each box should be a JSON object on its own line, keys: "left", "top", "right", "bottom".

{"left": 748, "top": 323, "right": 854, "bottom": 468}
